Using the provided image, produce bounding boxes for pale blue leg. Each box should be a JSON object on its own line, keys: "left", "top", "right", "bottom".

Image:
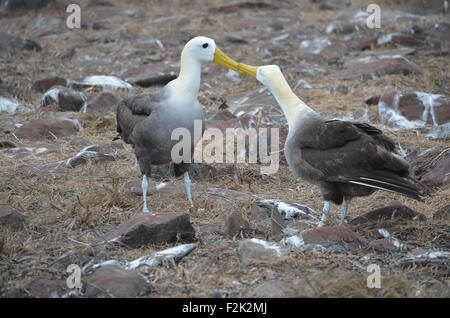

{"left": 340, "top": 198, "right": 352, "bottom": 221}
{"left": 317, "top": 201, "right": 331, "bottom": 228}
{"left": 142, "top": 174, "right": 150, "bottom": 213}
{"left": 183, "top": 171, "right": 194, "bottom": 207}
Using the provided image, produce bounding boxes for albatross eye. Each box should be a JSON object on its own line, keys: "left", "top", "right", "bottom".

{"left": 202, "top": 43, "right": 208, "bottom": 48}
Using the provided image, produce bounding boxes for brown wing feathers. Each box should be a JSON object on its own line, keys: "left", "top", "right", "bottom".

{"left": 321, "top": 120, "right": 424, "bottom": 201}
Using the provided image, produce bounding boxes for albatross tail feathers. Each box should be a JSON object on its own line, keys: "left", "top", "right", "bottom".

{"left": 346, "top": 171, "right": 424, "bottom": 201}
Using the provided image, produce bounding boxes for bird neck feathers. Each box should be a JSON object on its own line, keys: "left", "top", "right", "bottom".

{"left": 265, "top": 75, "right": 317, "bottom": 129}
{"left": 169, "top": 50, "right": 202, "bottom": 101}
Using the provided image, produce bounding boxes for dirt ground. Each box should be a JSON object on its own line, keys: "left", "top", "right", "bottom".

{"left": 0, "top": 0, "right": 449, "bottom": 297}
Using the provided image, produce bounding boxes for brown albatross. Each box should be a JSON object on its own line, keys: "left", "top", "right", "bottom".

{"left": 235, "top": 64, "right": 423, "bottom": 226}
{"left": 115, "top": 36, "right": 255, "bottom": 213}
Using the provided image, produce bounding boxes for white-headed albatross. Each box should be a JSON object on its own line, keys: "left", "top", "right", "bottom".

{"left": 234, "top": 64, "right": 423, "bottom": 227}
{"left": 115, "top": 36, "right": 256, "bottom": 213}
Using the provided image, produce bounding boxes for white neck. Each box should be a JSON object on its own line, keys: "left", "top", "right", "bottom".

{"left": 168, "top": 49, "right": 201, "bottom": 101}
{"left": 265, "top": 75, "right": 316, "bottom": 129}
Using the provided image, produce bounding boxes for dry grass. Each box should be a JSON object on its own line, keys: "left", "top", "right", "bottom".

{"left": 0, "top": 0, "right": 449, "bottom": 297}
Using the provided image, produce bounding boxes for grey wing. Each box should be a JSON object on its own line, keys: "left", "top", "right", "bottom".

{"left": 301, "top": 120, "right": 422, "bottom": 200}
{"left": 115, "top": 93, "right": 160, "bottom": 144}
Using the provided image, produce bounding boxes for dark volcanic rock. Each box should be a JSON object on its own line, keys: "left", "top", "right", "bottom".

{"left": 223, "top": 211, "right": 252, "bottom": 238}
{"left": 331, "top": 57, "right": 421, "bottom": 80}
{"left": 377, "top": 91, "right": 450, "bottom": 129}
{"left": 349, "top": 203, "right": 426, "bottom": 225}
{"left": 13, "top": 117, "right": 82, "bottom": 140}
{"left": 23, "top": 278, "right": 67, "bottom": 298}
{"left": 237, "top": 238, "right": 285, "bottom": 263}
{"left": 86, "top": 92, "right": 120, "bottom": 115}
{"left": 117, "top": 64, "right": 177, "bottom": 87}
{"left": 41, "top": 86, "right": 87, "bottom": 112}
{"left": 31, "top": 77, "right": 68, "bottom": 93}
{"left": 368, "top": 238, "right": 405, "bottom": 251}
{"left": 0, "top": 204, "right": 25, "bottom": 230}
{"left": 301, "top": 226, "right": 368, "bottom": 252}
{"left": 0, "top": 33, "right": 41, "bottom": 51}
{"left": 104, "top": 213, "right": 195, "bottom": 248}
{"left": 84, "top": 266, "right": 150, "bottom": 298}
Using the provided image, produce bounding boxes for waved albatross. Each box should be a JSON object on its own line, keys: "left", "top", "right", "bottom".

{"left": 115, "top": 36, "right": 255, "bottom": 213}
{"left": 235, "top": 64, "right": 424, "bottom": 227}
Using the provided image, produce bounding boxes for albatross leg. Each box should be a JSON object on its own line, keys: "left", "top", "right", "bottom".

{"left": 183, "top": 171, "right": 194, "bottom": 207}
{"left": 142, "top": 174, "right": 150, "bottom": 213}
{"left": 339, "top": 197, "right": 352, "bottom": 221}
{"left": 317, "top": 201, "right": 331, "bottom": 228}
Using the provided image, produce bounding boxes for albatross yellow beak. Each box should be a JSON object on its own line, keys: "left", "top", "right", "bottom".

{"left": 213, "top": 47, "right": 258, "bottom": 78}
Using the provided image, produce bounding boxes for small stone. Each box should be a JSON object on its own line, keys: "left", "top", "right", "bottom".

{"left": 301, "top": 226, "right": 368, "bottom": 252}
{"left": 270, "top": 209, "right": 286, "bottom": 238}
{"left": 24, "top": 278, "right": 67, "bottom": 298}
{"left": 31, "top": 77, "right": 68, "bottom": 93}
{"left": 0, "top": 204, "right": 25, "bottom": 230}
{"left": 237, "top": 238, "right": 285, "bottom": 264}
{"left": 86, "top": 92, "right": 120, "bottom": 115}
{"left": 331, "top": 57, "right": 421, "bottom": 80}
{"left": 349, "top": 203, "right": 426, "bottom": 225}
{"left": 13, "top": 117, "right": 82, "bottom": 140}
{"left": 368, "top": 238, "right": 405, "bottom": 251}
{"left": 104, "top": 213, "right": 195, "bottom": 248}
{"left": 116, "top": 63, "right": 177, "bottom": 87}
{"left": 223, "top": 211, "right": 252, "bottom": 238}
{"left": 84, "top": 266, "right": 149, "bottom": 298}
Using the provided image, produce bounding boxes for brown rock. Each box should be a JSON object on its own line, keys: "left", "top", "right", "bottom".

{"left": 377, "top": 91, "right": 450, "bottom": 128}
{"left": 368, "top": 238, "right": 404, "bottom": 251}
{"left": 104, "top": 213, "right": 195, "bottom": 248}
{"left": 84, "top": 266, "right": 149, "bottom": 298}
{"left": 41, "top": 86, "right": 87, "bottom": 112}
{"left": 349, "top": 203, "right": 426, "bottom": 225}
{"left": 223, "top": 211, "right": 252, "bottom": 238}
{"left": 116, "top": 63, "right": 177, "bottom": 87}
{"left": 31, "top": 76, "right": 68, "bottom": 93}
{"left": 237, "top": 238, "right": 285, "bottom": 263}
{"left": 0, "top": 204, "right": 25, "bottom": 230}
{"left": 331, "top": 57, "right": 421, "bottom": 80}
{"left": 301, "top": 226, "right": 368, "bottom": 251}
{"left": 270, "top": 209, "right": 286, "bottom": 238}
{"left": 24, "top": 278, "right": 67, "bottom": 298}
{"left": 86, "top": 92, "right": 120, "bottom": 115}
{"left": 14, "top": 117, "right": 82, "bottom": 140}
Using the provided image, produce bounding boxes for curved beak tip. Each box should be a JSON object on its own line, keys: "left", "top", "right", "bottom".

{"left": 213, "top": 47, "right": 258, "bottom": 78}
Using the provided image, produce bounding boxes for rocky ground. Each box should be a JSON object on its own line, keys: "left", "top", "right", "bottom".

{"left": 0, "top": 0, "right": 449, "bottom": 298}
